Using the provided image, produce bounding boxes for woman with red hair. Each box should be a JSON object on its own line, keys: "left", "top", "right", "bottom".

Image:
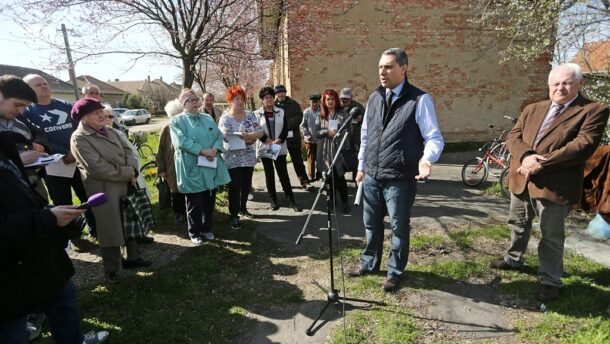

{"left": 218, "top": 85, "right": 263, "bottom": 229}
{"left": 315, "top": 89, "right": 351, "bottom": 214}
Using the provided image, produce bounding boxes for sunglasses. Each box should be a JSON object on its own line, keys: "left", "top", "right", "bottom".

{"left": 106, "top": 115, "right": 114, "bottom": 119}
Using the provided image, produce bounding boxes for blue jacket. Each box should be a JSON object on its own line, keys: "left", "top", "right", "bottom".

{"left": 169, "top": 112, "right": 230, "bottom": 193}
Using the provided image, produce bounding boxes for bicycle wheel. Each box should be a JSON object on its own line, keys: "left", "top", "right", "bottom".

{"left": 461, "top": 158, "right": 488, "bottom": 186}
{"left": 488, "top": 143, "right": 508, "bottom": 177}
{"left": 140, "top": 161, "right": 158, "bottom": 182}
{"left": 138, "top": 144, "right": 155, "bottom": 160}
{"left": 499, "top": 168, "right": 510, "bottom": 198}
{"left": 487, "top": 157, "right": 507, "bottom": 177}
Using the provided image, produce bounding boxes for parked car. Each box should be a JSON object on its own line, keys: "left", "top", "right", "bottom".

{"left": 119, "top": 109, "right": 152, "bottom": 125}
{"left": 113, "top": 107, "right": 128, "bottom": 116}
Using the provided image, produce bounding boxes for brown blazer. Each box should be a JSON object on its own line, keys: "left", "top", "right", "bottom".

{"left": 506, "top": 94, "right": 609, "bottom": 205}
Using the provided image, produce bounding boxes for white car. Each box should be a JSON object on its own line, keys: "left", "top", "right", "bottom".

{"left": 119, "top": 109, "right": 152, "bottom": 125}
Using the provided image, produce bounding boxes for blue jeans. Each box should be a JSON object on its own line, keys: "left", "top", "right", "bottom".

{"left": 360, "top": 175, "right": 417, "bottom": 279}
{"left": 0, "top": 280, "right": 83, "bottom": 344}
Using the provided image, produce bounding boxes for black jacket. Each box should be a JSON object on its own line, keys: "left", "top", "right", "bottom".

{"left": 364, "top": 81, "right": 425, "bottom": 180}
{"left": 0, "top": 132, "right": 74, "bottom": 324}
{"left": 275, "top": 96, "right": 303, "bottom": 148}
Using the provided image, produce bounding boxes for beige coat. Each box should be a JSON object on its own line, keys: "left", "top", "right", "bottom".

{"left": 71, "top": 122, "right": 138, "bottom": 248}
{"left": 155, "top": 124, "right": 179, "bottom": 193}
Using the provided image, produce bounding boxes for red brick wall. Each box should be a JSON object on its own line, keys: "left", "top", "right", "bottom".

{"left": 273, "top": 0, "right": 550, "bottom": 142}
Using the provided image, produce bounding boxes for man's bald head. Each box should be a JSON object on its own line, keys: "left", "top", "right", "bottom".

{"left": 23, "top": 74, "right": 52, "bottom": 105}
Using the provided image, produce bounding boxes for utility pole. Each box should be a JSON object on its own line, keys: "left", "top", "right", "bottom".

{"left": 60, "top": 24, "right": 79, "bottom": 100}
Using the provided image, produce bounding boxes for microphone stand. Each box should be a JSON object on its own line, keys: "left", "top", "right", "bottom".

{"left": 295, "top": 119, "right": 384, "bottom": 336}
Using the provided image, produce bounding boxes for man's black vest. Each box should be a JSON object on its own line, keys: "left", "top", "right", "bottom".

{"left": 364, "top": 81, "right": 425, "bottom": 180}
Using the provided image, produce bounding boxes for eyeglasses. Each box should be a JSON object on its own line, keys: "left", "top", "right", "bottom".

{"left": 186, "top": 97, "right": 200, "bottom": 102}
{"left": 106, "top": 115, "right": 114, "bottom": 119}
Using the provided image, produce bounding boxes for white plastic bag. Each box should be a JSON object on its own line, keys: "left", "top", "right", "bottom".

{"left": 586, "top": 213, "right": 610, "bottom": 240}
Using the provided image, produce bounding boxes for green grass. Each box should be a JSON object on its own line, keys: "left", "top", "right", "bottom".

{"left": 448, "top": 224, "right": 511, "bottom": 250}
{"left": 329, "top": 307, "right": 418, "bottom": 344}
{"left": 328, "top": 224, "right": 610, "bottom": 343}
{"left": 410, "top": 233, "right": 447, "bottom": 251}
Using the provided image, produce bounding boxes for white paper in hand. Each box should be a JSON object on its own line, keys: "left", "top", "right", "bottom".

{"left": 24, "top": 153, "right": 63, "bottom": 168}
{"left": 287, "top": 130, "right": 294, "bottom": 138}
{"left": 226, "top": 133, "right": 246, "bottom": 150}
{"left": 197, "top": 156, "right": 217, "bottom": 168}
{"left": 329, "top": 120, "right": 338, "bottom": 131}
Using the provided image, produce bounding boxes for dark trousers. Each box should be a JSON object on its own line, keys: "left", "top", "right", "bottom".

{"left": 326, "top": 167, "right": 348, "bottom": 204}
{"left": 185, "top": 189, "right": 216, "bottom": 238}
{"left": 304, "top": 142, "right": 317, "bottom": 180}
{"left": 228, "top": 166, "right": 254, "bottom": 217}
{"left": 261, "top": 155, "right": 294, "bottom": 201}
{"left": 287, "top": 145, "right": 309, "bottom": 186}
{"left": 0, "top": 280, "right": 83, "bottom": 344}
{"left": 45, "top": 172, "right": 97, "bottom": 236}
{"left": 171, "top": 192, "right": 186, "bottom": 215}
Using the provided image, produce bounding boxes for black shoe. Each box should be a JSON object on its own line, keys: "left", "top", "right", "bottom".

{"left": 270, "top": 199, "right": 279, "bottom": 211}
{"left": 381, "top": 277, "right": 399, "bottom": 292}
{"left": 105, "top": 271, "right": 120, "bottom": 284}
{"left": 137, "top": 235, "right": 154, "bottom": 244}
{"left": 230, "top": 216, "right": 242, "bottom": 230}
{"left": 489, "top": 258, "right": 520, "bottom": 270}
{"left": 239, "top": 210, "right": 256, "bottom": 219}
{"left": 122, "top": 258, "right": 152, "bottom": 269}
{"left": 537, "top": 284, "right": 560, "bottom": 302}
{"left": 288, "top": 199, "right": 302, "bottom": 212}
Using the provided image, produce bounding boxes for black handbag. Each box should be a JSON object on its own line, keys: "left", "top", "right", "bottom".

{"left": 155, "top": 177, "right": 171, "bottom": 209}
{"left": 121, "top": 185, "right": 155, "bottom": 240}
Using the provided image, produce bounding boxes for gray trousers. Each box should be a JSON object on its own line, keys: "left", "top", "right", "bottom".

{"left": 100, "top": 240, "right": 140, "bottom": 273}
{"left": 503, "top": 188, "right": 570, "bottom": 287}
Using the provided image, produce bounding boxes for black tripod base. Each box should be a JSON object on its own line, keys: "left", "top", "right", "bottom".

{"left": 305, "top": 280, "right": 385, "bottom": 336}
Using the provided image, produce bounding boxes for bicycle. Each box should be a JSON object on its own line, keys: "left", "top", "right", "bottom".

{"left": 499, "top": 167, "right": 510, "bottom": 198}
{"left": 140, "top": 160, "right": 158, "bottom": 182}
{"left": 461, "top": 116, "right": 516, "bottom": 186}
{"left": 129, "top": 130, "right": 155, "bottom": 160}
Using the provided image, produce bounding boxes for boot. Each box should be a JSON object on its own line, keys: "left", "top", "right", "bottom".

{"left": 270, "top": 197, "right": 280, "bottom": 211}
{"left": 287, "top": 197, "right": 302, "bottom": 212}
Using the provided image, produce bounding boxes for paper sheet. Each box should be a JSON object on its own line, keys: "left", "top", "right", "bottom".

{"left": 225, "top": 133, "right": 246, "bottom": 150}
{"left": 197, "top": 156, "right": 218, "bottom": 168}
{"left": 45, "top": 158, "right": 77, "bottom": 178}
{"left": 287, "top": 130, "right": 294, "bottom": 138}
{"left": 329, "top": 120, "right": 338, "bottom": 131}
{"left": 24, "top": 153, "right": 64, "bottom": 168}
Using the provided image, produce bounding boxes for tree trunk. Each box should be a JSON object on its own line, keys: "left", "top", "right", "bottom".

{"left": 182, "top": 58, "right": 195, "bottom": 89}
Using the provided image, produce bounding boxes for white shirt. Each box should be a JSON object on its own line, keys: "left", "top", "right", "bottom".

{"left": 357, "top": 80, "right": 444, "bottom": 172}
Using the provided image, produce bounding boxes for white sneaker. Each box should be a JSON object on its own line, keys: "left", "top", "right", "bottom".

{"left": 82, "top": 330, "right": 109, "bottom": 344}
{"left": 190, "top": 236, "right": 203, "bottom": 245}
{"left": 201, "top": 232, "right": 215, "bottom": 241}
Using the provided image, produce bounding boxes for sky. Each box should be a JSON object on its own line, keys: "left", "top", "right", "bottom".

{"left": 0, "top": 15, "right": 183, "bottom": 84}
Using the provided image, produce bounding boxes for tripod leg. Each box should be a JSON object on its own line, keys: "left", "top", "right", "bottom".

{"left": 306, "top": 300, "right": 332, "bottom": 336}
{"left": 339, "top": 295, "right": 386, "bottom": 306}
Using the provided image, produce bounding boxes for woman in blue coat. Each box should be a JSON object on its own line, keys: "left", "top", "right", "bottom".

{"left": 170, "top": 89, "right": 230, "bottom": 244}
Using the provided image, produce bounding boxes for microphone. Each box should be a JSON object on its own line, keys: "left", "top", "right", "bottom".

{"left": 354, "top": 181, "right": 364, "bottom": 207}
{"left": 335, "top": 107, "right": 363, "bottom": 137}
{"left": 74, "top": 193, "right": 108, "bottom": 209}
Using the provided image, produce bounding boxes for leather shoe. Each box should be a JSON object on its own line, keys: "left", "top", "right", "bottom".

{"left": 537, "top": 284, "right": 560, "bottom": 302}
{"left": 347, "top": 268, "right": 372, "bottom": 277}
{"left": 381, "top": 277, "right": 399, "bottom": 292}
{"left": 489, "top": 258, "right": 520, "bottom": 270}
{"left": 137, "top": 235, "right": 154, "bottom": 244}
{"left": 122, "top": 258, "right": 152, "bottom": 269}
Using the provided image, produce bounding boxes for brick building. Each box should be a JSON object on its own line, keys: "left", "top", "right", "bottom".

{"left": 263, "top": 0, "right": 551, "bottom": 142}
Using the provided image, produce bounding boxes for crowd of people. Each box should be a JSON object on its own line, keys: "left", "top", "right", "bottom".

{"left": 1, "top": 46, "right": 608, "bottom": 342}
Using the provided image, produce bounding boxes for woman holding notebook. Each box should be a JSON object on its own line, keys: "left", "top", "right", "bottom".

{"left": 169, "top": 89, "right": 230, "bottom": 244}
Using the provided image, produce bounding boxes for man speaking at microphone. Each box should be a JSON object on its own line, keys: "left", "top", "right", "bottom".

{"left": 350, "top": 48, "right": 444, "bottom": 292}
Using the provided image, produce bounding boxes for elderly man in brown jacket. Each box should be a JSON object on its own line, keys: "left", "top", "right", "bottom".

{"left": 490, "top": 63, "right": 610, "bottom": 302}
